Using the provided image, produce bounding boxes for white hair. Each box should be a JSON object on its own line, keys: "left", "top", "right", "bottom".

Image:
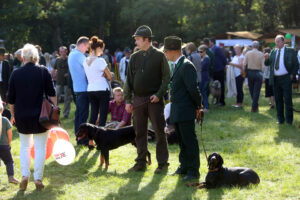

{"left": 15, "top": 49, "right": 22, "bottom": 56}
{"left": 22, "top": 43, "right": 39, "bottom": 63}
{"left": 252, "top": 41, "right": 259, "bottom": 49}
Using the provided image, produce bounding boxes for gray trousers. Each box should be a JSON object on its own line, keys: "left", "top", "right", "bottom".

{"left": 133, "top": 96, "right": 169, "bottom": 166}
{"left": 247, "top": 70, "right": 263, "bottom": 109}
{"left": 56, "top": 85, "right": 72, "bottom": 117}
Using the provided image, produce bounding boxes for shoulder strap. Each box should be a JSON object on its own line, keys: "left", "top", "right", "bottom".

{"left": 41, "top": 67, "right": 47, "bottom": 99}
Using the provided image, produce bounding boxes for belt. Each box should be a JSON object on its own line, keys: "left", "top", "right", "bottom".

{"left": 247, "top": 69, "right": 261, "bottom": 72}
{"left": 274, "top": 73, "right": 289, "bottom": 77}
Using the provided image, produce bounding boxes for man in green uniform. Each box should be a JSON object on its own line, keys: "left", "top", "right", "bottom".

{"left": 265, "top": 35, "right": 299, "bottom": 124}
{"left": 124, "top": 25, "right": 170, "bottom": 173}
{"left": 54, "top": 46, "right": 72, "bottom": 118}
{"left": 163, "top": 36, "right": 202, "bottom": 181}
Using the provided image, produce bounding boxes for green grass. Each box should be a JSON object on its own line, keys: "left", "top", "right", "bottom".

{"left": 1, "top": 87, "right": 300, "bottom": 200}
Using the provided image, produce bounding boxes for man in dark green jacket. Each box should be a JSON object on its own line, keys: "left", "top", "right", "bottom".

{"left": 124, "top": 25, "right": 170, "bottom": 173}
{"left": 265, "top": 35, "right": 299, "bottom": 124}
{"left": 164, "top": 36, "right": 202, "bottom": 181}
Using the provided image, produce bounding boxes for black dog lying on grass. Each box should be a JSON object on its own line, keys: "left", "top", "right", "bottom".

{"left": 76, "top": 123, "right": 151, "bottom": 170}
{"left": 187, "top": 152, "right": 260, "bottom": 189}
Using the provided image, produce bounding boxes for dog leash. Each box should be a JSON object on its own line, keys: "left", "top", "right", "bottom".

{"left": 133, "top": 98, "right": 151, "bottom": 110}
{"left": 292, "top": 107, "right": 300, "bottom": 113}
{"left": 197, "top": 108, "right": 208, "bottom": 161}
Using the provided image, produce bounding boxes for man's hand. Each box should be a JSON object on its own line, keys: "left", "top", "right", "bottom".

{"left": 125, "top": 104, "right": 133, "bottom": 114}
{"left": 11, "top": 116, "right": 15, "bottom": 125}
{"left": 264, "top": 53, "right": 269, "bottom": 60}
{"left": 290, "top": 75, "right": 294, "bottom": 81}
{"left": 150, "top": 95, "right": 159, "bottom": 103}
{"left": 196, "top": 109, "right": 201, "bottom": 122}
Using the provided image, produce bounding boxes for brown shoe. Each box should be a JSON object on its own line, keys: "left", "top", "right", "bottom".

{"left": 19, "top": 177, "right": 28, "bottom": 191}
{"left": 128, "top": 164, "right": 146, "bottom": 172}
{"left": 154, "top": 163, "right": 169, "bottom": 174}
{"left": 34, "top": 180, "right": 45, "bottom": 191}
{"left": 8, "top": 176, "right": 20, "bottom": 184}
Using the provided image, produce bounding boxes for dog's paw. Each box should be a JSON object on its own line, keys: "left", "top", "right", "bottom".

{"left": 195, "top": 184, "right": 205, "bottom": 189}
{"left": 185, "top": 182, "right": 200, "bottom": 187}
{"left": 88, "top": 145, "right": 95, "bottom": 150}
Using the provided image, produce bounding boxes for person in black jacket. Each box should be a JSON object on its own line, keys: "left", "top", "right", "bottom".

{"left": 7, "top": 44, "right": 56, "bottom": 191}
{"left": 0, "top": 48, "right": 12, "bottom": 102}
{"left": 164, "top": 36, "right": 202, "bottom": 181}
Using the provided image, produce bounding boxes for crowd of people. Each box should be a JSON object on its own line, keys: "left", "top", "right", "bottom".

{"left": 0, "top": 24, "right": 299, "bottom": 190}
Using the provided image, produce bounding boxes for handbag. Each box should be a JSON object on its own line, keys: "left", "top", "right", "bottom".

{"left": 39, "top": 68, "right": 60, "bottom": 129}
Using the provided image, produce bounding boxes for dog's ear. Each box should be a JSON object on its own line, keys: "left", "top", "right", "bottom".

{"left": 216, "top": 153, "right": 223, "bottom": 167}
{"left": 207, "top": 153, "right": 213, "bottom": 161}
{"left": 87, "top": 123, "right": 99, "bottom": 139}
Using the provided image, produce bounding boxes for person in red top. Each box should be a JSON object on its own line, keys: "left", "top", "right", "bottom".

{"left": 108, "top": 87, "right": 132, "bottom": 129}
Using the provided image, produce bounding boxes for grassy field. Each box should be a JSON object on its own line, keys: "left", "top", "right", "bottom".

{"left": 1, "top": 87, "right": 300, "bottom": 200}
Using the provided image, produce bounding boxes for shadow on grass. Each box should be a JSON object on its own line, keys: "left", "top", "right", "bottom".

{"left": 10, "top": 146, "right": 99, "bottom": 200}
{"left": 207, "top": 188, "right": 224, "bottom": 200}
{"left": 164, "top": 177, "right": 197, "bottom": 200}
{"left": 275, "top": 124, "right": 300, "bottom": 148}
{"left": 102, "top": 171, "right": 145, "bottom": 200}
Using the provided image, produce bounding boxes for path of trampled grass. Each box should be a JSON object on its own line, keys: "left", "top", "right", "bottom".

{"left": 1, "top": 87, "right": 300, "bottom": 200}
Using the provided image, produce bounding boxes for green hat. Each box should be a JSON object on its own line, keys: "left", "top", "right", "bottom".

{"left": 0, "top": 47, "right": 5, "bottom": 55}
{"left": 132, "top": 25, "right": 154, "bottom": 38}
{"left": 163, "top": 36, "right": 182, "bottom": 51}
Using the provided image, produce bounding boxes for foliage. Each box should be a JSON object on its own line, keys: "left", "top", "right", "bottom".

{"left": 0, "top": 0, "right": 299, "bottom": 52}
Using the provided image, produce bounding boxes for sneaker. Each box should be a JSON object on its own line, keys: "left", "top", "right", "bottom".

{"left": 203, "top": 109, "right": 209, "bottom": 113}
{"left": 8, "top": 176, "right": 19, "bottom": 184}
{"left": 128, "top": 164, "right": 146, "bottom": 172}
{"left": 154, "top": 163, "right": 169, "bottom": 174}
{"left": 232, "top": 103, "right": 243, "bottom": 108}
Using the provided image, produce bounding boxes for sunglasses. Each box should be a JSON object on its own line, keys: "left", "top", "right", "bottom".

{"left": 199, "top": 51, "right": 204, "bottom": 53}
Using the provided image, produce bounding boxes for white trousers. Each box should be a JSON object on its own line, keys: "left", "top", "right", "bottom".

{"left": 19, "top": 132, "right": 48, "bottom": 180}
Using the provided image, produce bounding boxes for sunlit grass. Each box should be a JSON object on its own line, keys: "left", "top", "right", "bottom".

{"left": 1, "top": 87, "right": 300, "bottom": 200}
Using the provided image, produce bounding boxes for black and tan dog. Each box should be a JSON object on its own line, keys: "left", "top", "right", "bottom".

{"left": 187, "top": 152, "right": 260, "bottom": 189}
{"left": 76, "top": 123, "right": 151, "bottom": 170}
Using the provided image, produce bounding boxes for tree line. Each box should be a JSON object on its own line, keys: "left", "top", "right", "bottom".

{"left": 1, "top": 0, "right": 299, "bottom": 53}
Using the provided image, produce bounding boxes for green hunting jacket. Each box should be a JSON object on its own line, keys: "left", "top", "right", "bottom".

{"left": 170, "top": 56, "right": 202, "bottom": 123}
{"left": 265, "top": 47, "right": 299, "bottom": 86}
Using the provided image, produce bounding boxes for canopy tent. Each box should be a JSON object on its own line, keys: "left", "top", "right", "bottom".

{"left": 216, "top": 39, "right": 253, "bottom": 47}
{"left": 226, "top": 31, "right": 262, "bottom": 40}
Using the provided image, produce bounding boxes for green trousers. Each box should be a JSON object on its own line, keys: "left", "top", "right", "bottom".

{"left": 273, "top": 74, "right": 293, "bottom": 123}
{"left": 174, "top": 120, "right": 200, "bottom": 176}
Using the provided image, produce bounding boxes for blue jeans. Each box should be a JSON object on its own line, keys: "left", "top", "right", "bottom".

{"left": 235, "top": 75, "right": 244, "bottom": 104}
{"left": 199, "top": 81, "right": 209, "bottom": 109}
{"left": 74, "top": 92, "right": 89, "bottom": 134}
{"left": 0, "top": 145, "right": 14, "bottom": 176}
{"left": 247, "top": 70, "right": 262, "bottom": 109}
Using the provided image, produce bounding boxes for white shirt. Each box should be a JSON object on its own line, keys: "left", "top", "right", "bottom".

{"left": 231, "top": 54, "right": 245, "bottom": 77}
{"left": 119, "top": 56, "right": 130, "bottom": 83}
{"left": 274, "top": 47, "right": 288, "bottom": 76}
{"left": 164, "top": 102, "right": 171, "bottom": 121}
{"left": 83, "top": 57, "right": 110, "bottom": 91}
{"left": 0, "top": 61, "right": 2, "bottom": 82}
{"left": 175, "top": 55, "right": 184, "bottom": 65}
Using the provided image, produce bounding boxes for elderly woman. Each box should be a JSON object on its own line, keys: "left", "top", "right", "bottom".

{"left": 229, "top": 44, "right": 245, "bottom": 108}
{"left": 7, "top": 44, "right": 56, "bottom": 191}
